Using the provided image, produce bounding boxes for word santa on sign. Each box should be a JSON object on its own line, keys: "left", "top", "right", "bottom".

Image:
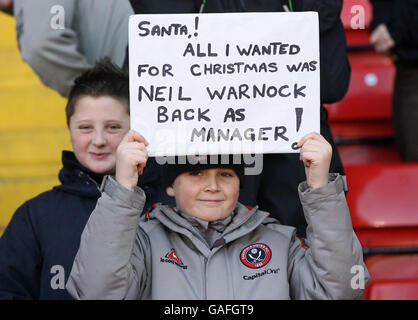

{"left": 128, "top": 12, "right": 320, "bottom": 157}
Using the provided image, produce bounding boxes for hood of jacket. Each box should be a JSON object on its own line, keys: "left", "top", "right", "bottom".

{"left": 54, "top": 151, "right": 103, "bottom": 198}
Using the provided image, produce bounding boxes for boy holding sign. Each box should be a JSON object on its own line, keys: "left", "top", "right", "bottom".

{"left": 127, "top": 9, "right": 348, "bottom": 239}
{"left": 128, "top": 0, "right": 350, "bottom": 239}
{"left": 66, "top": 130, "right": 368, "bottom": 300}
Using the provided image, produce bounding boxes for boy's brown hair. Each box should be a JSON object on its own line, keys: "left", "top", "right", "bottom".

{"left": 65, "top": 58, "right": 129, "bottom": 125}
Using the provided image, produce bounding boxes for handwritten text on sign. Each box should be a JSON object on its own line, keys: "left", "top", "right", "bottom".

{"left": 129, "top": 12, "right": 320, "bottom": 156}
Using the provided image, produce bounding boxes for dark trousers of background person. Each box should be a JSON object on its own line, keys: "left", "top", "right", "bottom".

{"left": 392, "top": 64, "right": 418, "bottom": 162}
{"left": 238, "top": 106, "right": 344, "bottom": 238}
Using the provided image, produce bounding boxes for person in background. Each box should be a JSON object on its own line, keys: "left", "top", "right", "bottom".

{"left": 0, "top": 59, "right": 167, "bottom": 299}
{"left": 128, "top": 0, "right": 350, "bottom": 237}
{"left": 370, "top": 0, "right": 418, "bottom": 162}
{"left": 0, "top": 0, "right": 133, "bottom": 97}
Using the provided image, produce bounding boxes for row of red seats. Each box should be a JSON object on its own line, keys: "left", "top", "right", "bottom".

{"left": 346, "top": 163, "right": 418, "bottom": 300}
{"left": 325, "top": 0, "right": 418, "bottom": 300}
{"left": 327, "top": 0, "right": 395, "bottom": 146}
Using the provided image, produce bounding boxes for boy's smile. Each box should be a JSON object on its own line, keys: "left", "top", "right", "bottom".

{"left": 166, "top": 168, "right": 240, "bottom": 222}
{"left": 89, "top": 152, "right": 112, "bottom": 160}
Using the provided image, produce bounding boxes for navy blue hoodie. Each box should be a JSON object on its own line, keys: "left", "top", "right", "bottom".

{"left": 0, "top": 151, "right": 171, "bottom": 299}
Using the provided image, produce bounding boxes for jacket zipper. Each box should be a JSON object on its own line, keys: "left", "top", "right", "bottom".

{"left": 202, "top": 256, "right": 207, "bottom": 299}
{"left": 86, "top": 173, "right": 101, "bottom": 191}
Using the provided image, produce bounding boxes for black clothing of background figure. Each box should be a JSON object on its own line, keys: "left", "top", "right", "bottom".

{"left": 0, "top": 151, "right": 167, "bottom": 299}
{"left": 370, "top": 0, "right": 418, "bottom": 161}
{"left": 129, "top": 0, "right": 349, "bottom": 237}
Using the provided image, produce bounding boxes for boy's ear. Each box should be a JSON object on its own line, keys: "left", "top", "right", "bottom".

{"left": 166, "top": 185, "right": 175, "bottom": 197}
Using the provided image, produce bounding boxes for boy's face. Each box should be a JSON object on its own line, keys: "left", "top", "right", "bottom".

{"left": 69, "top": 95, "right": 130, "bottom": 175}
{"left": 166, "top": 168, "right": 240, "bottom": 222}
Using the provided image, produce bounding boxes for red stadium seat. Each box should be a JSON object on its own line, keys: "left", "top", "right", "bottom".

{"left": 345, "top": 163, "right": 418, "bottom": 249}
{"left": 341, "top": 0, "right": 372, "bottom": 30}
{"left": 325, "top": 51, "right": 395, "bottom": 143}
{"left": 362, "top": 254, "right": 418, "bottom": 300}
{"left": 341, "top": 0, "right": 373, "bottom": 48}
{"left": 337, "top": 141, "right": 401, "bottom": 166}
{"left": 338, "top": 1, "right": 418, "bottom": 301}
{"left": 367, "top": 279, "right": 418, "bottom": 300}
{"left": 325, "top": 0, "right": 396, "bottom": 146}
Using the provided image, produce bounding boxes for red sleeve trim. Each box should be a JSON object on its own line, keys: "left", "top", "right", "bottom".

{"left": 297, "top": 236, "right": 308, "bottom": 250}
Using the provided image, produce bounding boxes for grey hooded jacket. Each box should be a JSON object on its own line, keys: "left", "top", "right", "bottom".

{"left": 66, "top": 173, "right": 369, "bottom": 300}
{"left": 14, "top": 0, "right": 132, "bottom": 97}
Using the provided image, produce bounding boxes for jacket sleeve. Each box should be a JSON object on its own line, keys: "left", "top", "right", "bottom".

{"left": 287, "top": 174, "right": 370, "bottom": 300}
{"left": 370, "top": 0, "right": 394, "bottom": 31}
{"left": 0, "top": 202, "right": 42, "bottom": 299}
{"left": 370, "top": 0, "right": 414, "bottom": 46}
{"left": 14, "top": 0, "right": 92, "bottom": 97}
{"left": 66, "top": 176, "right": 150, "bottom": 300}
{"left": 294, "top": 0, "right": 343, "bottom": 34}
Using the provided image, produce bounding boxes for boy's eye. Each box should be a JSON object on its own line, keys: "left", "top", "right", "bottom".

{"left": 79, "top": 125, "right": 92, "bottom": 130}
{"left": 220, "top": 171, "right": 234, "bottom": 177}
{"left": 189, "top": 170, "right": 202, "bottom": 176}
{"left": 108, "top": 125, "right": 121, "bottom": 130}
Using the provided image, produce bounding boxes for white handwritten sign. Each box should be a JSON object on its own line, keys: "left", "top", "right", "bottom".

{"left": 129, "top": 12, "right": 320, "bottom": 156}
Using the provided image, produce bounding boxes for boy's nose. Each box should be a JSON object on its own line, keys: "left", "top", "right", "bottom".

{"left": 204, "top": 175, "right": 220, "bottom": 192}
{"left": 92, "top": 130, "right": 107, "bottom": 146}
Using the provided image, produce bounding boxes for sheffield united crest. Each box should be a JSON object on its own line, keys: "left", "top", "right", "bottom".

{"left": 240, "top": 243, "right": 272, "bottom": 269}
